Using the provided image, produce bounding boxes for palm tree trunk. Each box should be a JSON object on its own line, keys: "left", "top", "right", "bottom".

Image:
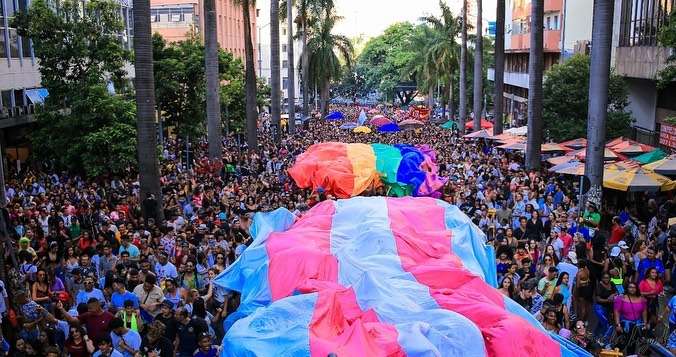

{"left": 585, "top": 0, "right": 614, "bottom": 206}
{"left": 472, "top": 0, "right": 483, "bottom": 132}
{"left": 493, "top": 0, "right": 505, "bottom": 135}
{"left": 428, "top": 84, "right": 434, "bottom": 109}
{"left": 242, "top": 0, "right": 258, "bottom": 148}
{"left": 459, "top": 0, "right": 468, "bottom": 133}
{"left": 287, "top": 0, "right": 296, "bottom": 133}
{"left": 270, "top": 0, "right": 281, "bottom": 143}
{"left": 204, "top": 0, "right": 222, "bottom": 160}
{"left": 302, "top": 19, "right": 310, "bottom": 118}
{"left": 526, "top": 0, "right": 544, "bottom": 170}
{"left": 448, "top": 77, "right": 454, "bottom": 120}
{"left": 133, "top": 0, "right": 164, "bottom": 222}
{"left": 320, "top": 80, "right": 329, "bottom": 118}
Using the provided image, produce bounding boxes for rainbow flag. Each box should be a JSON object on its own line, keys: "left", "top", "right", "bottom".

{"left": 215, "top": 197, "right": 590, "bottom": 357}
{"left": 288, "top": 142, "right": 448, "bottom": 198}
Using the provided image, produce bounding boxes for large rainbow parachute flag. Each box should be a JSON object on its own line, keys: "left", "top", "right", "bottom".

{"left": 214, "top": 197, "right": 590, "bottom": 357}
{"left": 288, "top": 142, "right": 448, "bottom": 198}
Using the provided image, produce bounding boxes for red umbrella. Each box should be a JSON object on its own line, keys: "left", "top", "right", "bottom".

{"left": 464, "top": 119, "right": 493, "bottom": 130}
{"left": 370, "top": 116, "right": 392, "bottom": 127}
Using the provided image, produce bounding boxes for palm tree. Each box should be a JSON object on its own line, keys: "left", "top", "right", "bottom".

{"left": 234, "top": 0, "right": 258, "bottom": 149}
{"left": 270, "top": 0, "right": 281, "bottom": 142}
{"left": 204, "top": 0, "right": 222, "bottom": 159}
{"left": 420, "top": 1, "right": 461, "bottom": 120}
{"left": 472, "top": 0, "right": 483, "bottom": 131}
{"left": 459, "top": 0, "right": 468, "bottom": 133}
{"left": 306, "top": 5, "right": 353, "bottom": 118}
{"left": 493, "top": 0, "right": 505, "bottom": 135}
{"left": 585, "top": 0, "right": 615, "bottom": 205}
{"left": 286, "top": 0, "right": 296, "bottom": 133}
{"left": 526, "top": 0, "right": 543, "bottom": 170}
{"left": 132, "top": 0, "right": 163, "bottom": 221}
{"left": 403, "top": 25, "right": 437, "bottom": 111}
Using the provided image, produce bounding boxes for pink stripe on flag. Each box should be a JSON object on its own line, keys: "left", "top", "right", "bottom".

{"left": 266, "top": 200, "right": 405, "bottom": 356}
{"left": 386, "top": 197, "right": 562, "bottom": 357}
{"left": 266, "top": 200, "right": 338, "bottom": 300}
{"left": 309, "top": 288, "right": 405, "bottom": 357}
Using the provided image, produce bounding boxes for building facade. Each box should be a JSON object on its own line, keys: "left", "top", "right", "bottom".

{"left": 611, "top": 0, "right": 675, "bottom": 146}
{"left": 255, "top": 0, "right": 301, "bottom": 112}
{"left": 150, "top": 0, "right": 257, "bottom": 62}
{"left": 0, "top": 0, "right": 134, "bottom": 129}
{"left": 489, "top": 0, "right": 593, "bottom": 127}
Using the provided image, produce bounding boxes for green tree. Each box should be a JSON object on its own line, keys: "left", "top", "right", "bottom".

{"left": 153, "top": 34, "right": 243, "bottom": 139}
{"left": 306, "top": 4, "right": 353, "bottom": 117}
{"left": 356, "top": 22, "right": 421, "bottom": 101}
{"left": 14, "top": 0, "right": 137, "bottom": 177}
{"left": 543, "top": 54, "right": 631, "bottom": 142}
{"left": 657, "top": 9, "right": 676, "bottom": 88}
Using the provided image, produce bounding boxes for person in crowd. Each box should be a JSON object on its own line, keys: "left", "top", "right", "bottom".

{"left": 109, "top": 317, "right": 141, "bottom": 357}
{"left": 614, "top": 282, "right": 648, "bottom": 334}
{"left": 639, "top": 266, "right": 664, "bottom": 326}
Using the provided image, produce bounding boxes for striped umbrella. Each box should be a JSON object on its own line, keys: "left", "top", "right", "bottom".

{"left": 611, "top": 141, "right": 654, "bottom": 155}
{"left": 603, "top": 167, "right": 675, "bottom": 192}
{"left": 644, "top": 155, "right": 676, "bottom": 176}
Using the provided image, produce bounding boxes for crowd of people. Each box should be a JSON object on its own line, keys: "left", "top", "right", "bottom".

{"left": 0, "top": 103, "right": 674, "bottom": 357}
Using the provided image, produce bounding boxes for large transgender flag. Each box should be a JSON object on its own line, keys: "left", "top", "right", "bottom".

{"left": 214, "top": 197, "right": 590, "bottom": 357}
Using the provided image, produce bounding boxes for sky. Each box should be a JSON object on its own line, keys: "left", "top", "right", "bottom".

{"left": 334, "top": 0, "right": 497, "bottom": 40}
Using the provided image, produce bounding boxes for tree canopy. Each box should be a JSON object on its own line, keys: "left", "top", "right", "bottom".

{"left": 543, "top": 54, "right": 632, "bottom": 141}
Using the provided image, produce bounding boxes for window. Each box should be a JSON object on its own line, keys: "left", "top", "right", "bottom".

{"left": 282, "top": 28, "right": 286, "bottom": 36}
{"left": 546, "top": 16, "right": 551, "bottom": 30}
{"left": 1, "top": 91, "right": 12, "bottom": 110}
{"left": 282, "top": 60, "right": 288, "bottom": 68}
{"left": 21, "top": 37, "right": 31, "bottom": 58}
{"left": 14, "top": 89, "right": 24, "bottom": 107}
{"left": 553, "top": 15, "right": 559, "bottom": 30}
{"left": 282, "top": 44, "right": 287, "bottom": 52}
{"left": 256, "top": 9, "right": 260, "bottom": 17}
{"left": 170, "top": 9, "right": 182, "bottom": 22}
{"left": 9, "top": 29, "right": 19, "bottom": 58}
{"left": 0, "top": 29, "right": 6, "bottom": 59}
{"left": 282, "top": 77, "right": 288, "bottom": 90}
{"left": 150, "top": 9, "right": 159, "bottom": 22}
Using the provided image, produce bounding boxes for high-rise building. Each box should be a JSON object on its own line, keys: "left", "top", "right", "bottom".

{"left": 612, "top": 0, "right": 675, "bottom": 146}
{"left": 489, "top": 0, "right": 593, "bottom": 127}
{"left": 0, "top": 0, "right": 133, "bottom": 130}
{"left": 255, "top": 1, "right": 301, "bottom": 112}
{"left": 150, "top": 0, "right": 257, "bottom": 63}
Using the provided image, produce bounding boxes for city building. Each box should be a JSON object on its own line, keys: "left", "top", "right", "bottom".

{"left": 612, "top": 0, "right": 676, "bottom": 146}
{"left": 255, "top": 1, "right": 302, "bottom": 112}
{"left": 489, "top": 0, "right": 593, "bottom": 126}
{"left": 0, "top": 0, "right": 133, "bottom": 130}
{"left": 150, "top": 0, "right": 257, "bottom": 62}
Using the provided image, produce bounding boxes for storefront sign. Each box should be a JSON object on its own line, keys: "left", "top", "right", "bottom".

{"left": 660, "top": 123, "right": 676, "bottom": 149}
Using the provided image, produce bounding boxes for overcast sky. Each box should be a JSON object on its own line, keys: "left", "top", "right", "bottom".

{"left": 334, "top": 0, "right": 497, "bottom": 39}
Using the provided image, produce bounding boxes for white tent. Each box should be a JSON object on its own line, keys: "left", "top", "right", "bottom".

{"left": 505, "top": 126, "right": 528, "bottom": 136}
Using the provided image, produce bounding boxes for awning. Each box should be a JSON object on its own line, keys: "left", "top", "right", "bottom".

{"left": 25, "top": 88, "right": 49, "bottom": 104}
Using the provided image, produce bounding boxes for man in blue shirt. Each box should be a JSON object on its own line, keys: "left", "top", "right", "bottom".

{"left": 93, "top": 336, "right": 124, "bottom": 357}
{"left": 110, "top": 317, "right": 141, "bottom": 357}
{"left": 637, "top": 247, "right": 665, "bottom": 282}
{"left": 118, "top": 236, "right": 140, "bottom": 261}
{"left": 110, "top": 278, "right": 139, "bottom": 312}
{"left": 76, "top": 277, "right": 106, "bottom": 309}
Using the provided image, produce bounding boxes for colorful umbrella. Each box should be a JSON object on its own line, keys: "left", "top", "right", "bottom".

{"left": 505, "top": 126, "right": 528, "bottom": 136}
{"left": 606, "top": 136, "right": 635, "bottom": 148}
{"left": 353, "top": 126, "right": 372, "bottom": 134}
{"left": 603, "top": 168, "right": 675, "bottom": 192}
{"left": 573, "top": 148, "right": 621, "bottom": 161}
{"left": 541, "top": 143, "right": 573, "bottom": 153}
{"left": 643, "top": 155, "right": 676, "bottom": 176}
{"left": 496, "top": 142, "right": 526, "bottom": 151}
{"left": 463, "top": 129, "right": 494, "bottom": 139}
{"left": 325, "top": 111, "right": 345, "bottom": 121}
{"left": 378, "top": 123, "right": 401, "bottom": 133}
{"left": 357, "top": 110, "right": 368, "bottom": 125}
{"left": 464, "top": 119, "right": 493, "bottom": 130}
{"left": 490, "top": 132, "right": 524, "bottom": 141}
{"left": 370, "top": 116, "right": 393, "bottom": 127}
{"left": 440, "top": 120, "right": 457, "bottom": 130}
{"left": 611, "top": 141, "right": 655, "bottom": 155}
{"left": 559, "top": 138, "right": 587, "bottom": 149}
{"left": 339, "top": 122, "right": 358, "bottom": 130}
{"left": 546, "top": 155, "right": 577, "bottom": 165}
{"left": 399, "top": 119, "right": 425, "bottom": 130}
{"left": 633, "top": 149, "right": 667, "bottom": 164}
{"left": 549, "top": 161, "right": 584, "bottom": 175}
{"left": 215, "top": 197, "right": 590, "bottom": 357}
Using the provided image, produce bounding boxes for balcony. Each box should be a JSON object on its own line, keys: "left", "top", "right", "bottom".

{"left": 512, "top": 0, "right": 562, "bottom": 20}
{"left": 614, "top": 46, "right": 673, "bottom": 80}
{"left": 488, "top": 68, "right": 529, "bottom": 89}
{"left": 508, "top": 30, "right": 561, "bottom": 52}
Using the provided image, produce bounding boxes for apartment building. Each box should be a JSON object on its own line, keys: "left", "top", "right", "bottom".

{"left": 612, "top": 0, "right": 675, "bottom": 146}
{"left": 150, "top": 0, "right": 257, "bottom": 63}
{"left": 489, "top": 0, "right": 593, "bottom": 126}
{"left": 255, "top": 0, "right": 301, "bottom": 112}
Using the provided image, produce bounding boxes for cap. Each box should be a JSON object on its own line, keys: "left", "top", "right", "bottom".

{"left": 19, "top": 237, "right": 30, "bottom": 245}
{"left": 161, "top": 300, "right": 174, "bottom": 309}
{"left": 618, "top": 241, "right": 629, "bottom": 249}
{"left": 198, "top": 224, "right": 208, "bottom": 230}
{"left": 610, "top": 246, "right": 621, "bottom": 257}
{"left": 567, "top": 251, "right": 578, "bottom": 264}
